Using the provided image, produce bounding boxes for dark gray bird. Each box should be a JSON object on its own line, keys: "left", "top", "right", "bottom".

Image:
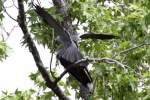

{"left": 34, "top": 5, "right": 93, "bottom": 91}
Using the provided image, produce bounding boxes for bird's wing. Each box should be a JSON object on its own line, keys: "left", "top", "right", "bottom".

{"left": 57, "top": 42, "right": 93, "bottom": 91}
{"left": 80, "top": 32, "right": 119, "bottom": 40}
{"left": 34, "top": 5, "right": 72, "bottom": 46}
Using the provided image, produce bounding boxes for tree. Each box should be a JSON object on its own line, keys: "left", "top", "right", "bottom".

{"left": 0, "top": 0, "right": 150, "bottom": 100}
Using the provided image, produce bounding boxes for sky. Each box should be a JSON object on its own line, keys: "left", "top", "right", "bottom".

{"left": 0, "top": 0, "right": 52, "bottom": 96}
{"left": 0, "top": 1, "right": 79, "bottom": 99}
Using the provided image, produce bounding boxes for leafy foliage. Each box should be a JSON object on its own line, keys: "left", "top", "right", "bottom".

{"left": 0, "top": 0, "right": 4, "bottom": 21}
{"left": 0, "top": 0, "right": 150, "bottom": 99}
{"left": 0, "top": 41, "right": 9, "bottom": 61}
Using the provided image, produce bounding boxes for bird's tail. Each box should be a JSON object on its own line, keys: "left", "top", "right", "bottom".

{"left": 70, "top": 63, "right": 93, "bottom": 92}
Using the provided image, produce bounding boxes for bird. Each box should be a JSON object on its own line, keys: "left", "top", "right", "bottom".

{"left": 34, "top": 5, "right": 93, "bottom": 92}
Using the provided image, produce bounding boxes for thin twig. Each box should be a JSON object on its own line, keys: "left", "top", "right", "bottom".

{"left": 37, "top": 0, "right": 41, "bottom": 6}
{"left": 54, "top": 59, "right": 88, "bottom": 84}
{"left": 120, "top": 43, "right": 145, "bottom": 54}
{"left": 4, "top": 4, "right": 14, "bottom": 8}
{"left": 0, "top": 34, "right": 4, "bottom": 41}
{"left": 12, "top": 0, "right": 18, "bottom": 9}
{"left": 50, "top": 52, "right": 55, "bottom": 76}
{"left": 113, "top": 43, "right": 150, "bottom": 58}
{"left": 75, "top": 18, "right": 80, "bottom": 28}
{"left": 87, "top": 57, "right": 127, "bottom": 69}
{"left": 49, "top": 29, "right": 56, "bottom": 79}
{"left": 1, "top": 25, "right": 18, "bottom": 41}
{"left": 55, "top": 57, "right": 127, "bottom": 84}
{"left": 2, "top": 4, "right": 17, "bottom": 22}
{"left": 55, "top": 69, "right": 68, "bottom": 84}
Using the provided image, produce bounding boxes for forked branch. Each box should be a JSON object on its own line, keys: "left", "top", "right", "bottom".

{"left": 55, "top": 57, "right": 127, "bottom": 84}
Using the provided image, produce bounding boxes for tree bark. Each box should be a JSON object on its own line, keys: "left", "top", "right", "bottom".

{"left": 51, "top": 0, "right": 91, "bottom": 99}
{"left": 17, "top": 0, "right": 69, "bottom": 100}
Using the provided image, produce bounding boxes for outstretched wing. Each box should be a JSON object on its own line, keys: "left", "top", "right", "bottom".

{"left": 80, "top": 32, "right": 119, "bottom": 40}
{"left": 34, "top": 5, "right": 72, "bottom": 46}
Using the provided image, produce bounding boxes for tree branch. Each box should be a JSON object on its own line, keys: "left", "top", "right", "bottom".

{"left": 55, "top": 57, "right": 127, "bottom": 85}
{"left": 119, "top": 43, "right": 150, "bottom": 54}
{"left": 17, "top": 0, "right": 69, "bottom": 100}
{"left": 1, "top": 25, "right": 18, "bottom": 41}
{"left": 49, "top": 29, "right": 56, "bottom": 79}
{"left": 87, "top": 58, "right": 127, "bottom": 69}
{"left": 2, "top": 1, "right": 17, "bottom": 22}
{"left": 55, "top": 59, "right": 88, "bottom": 84}
{"left": 113, "top": 43, "right": 150, "bottom": 58}
{"left": 12, "top": 0, "right": 18, "bottom": 9}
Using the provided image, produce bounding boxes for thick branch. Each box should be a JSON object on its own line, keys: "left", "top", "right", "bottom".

{"left": 17, "top": 0, "right": 69, "bottom": 100}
